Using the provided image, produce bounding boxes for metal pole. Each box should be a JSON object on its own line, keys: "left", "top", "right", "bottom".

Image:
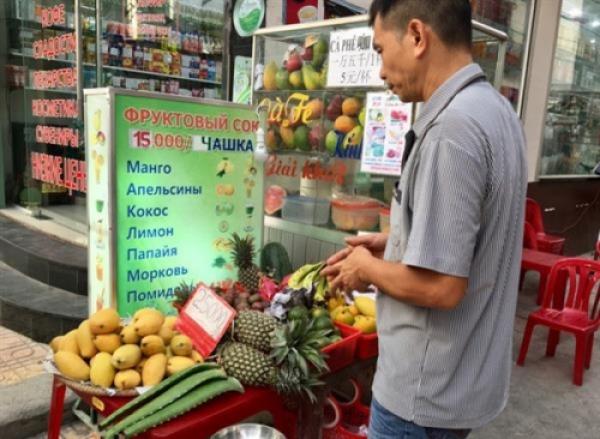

{"left": 96, "top": 0, "right": 102, "bottom": 87}
{"left": 75, "top": 0, "right": 84, "bottom": 119}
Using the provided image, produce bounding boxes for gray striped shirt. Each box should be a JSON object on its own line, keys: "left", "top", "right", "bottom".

{"left": 374, "top": 63, "right": 527, "bottom": 429}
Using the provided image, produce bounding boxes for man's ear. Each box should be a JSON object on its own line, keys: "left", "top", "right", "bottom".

{"left": 406, "top": 19, "right": 428, "bottom": 59}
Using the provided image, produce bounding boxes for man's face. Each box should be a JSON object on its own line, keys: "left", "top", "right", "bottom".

{"left": 372, "top": 15, "right": 422, "bottom": 102}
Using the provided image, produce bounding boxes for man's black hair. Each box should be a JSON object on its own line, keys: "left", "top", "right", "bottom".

{"left": 368, "top": 0, "right": 472, "bottom": 49}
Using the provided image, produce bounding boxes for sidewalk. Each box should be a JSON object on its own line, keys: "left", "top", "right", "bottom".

{"left": 0, "top": 326, "right": 82, "bottom": 439}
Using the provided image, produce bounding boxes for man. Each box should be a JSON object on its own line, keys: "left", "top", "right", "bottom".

{"left": 321, "top": 1, "right": 527, "bottom": 437}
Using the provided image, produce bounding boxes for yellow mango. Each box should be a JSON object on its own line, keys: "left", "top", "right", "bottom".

{"left": 89, "top": 308, "right": 121, "bottom": 335}
{"left": 114, "top": 369, "right": 141, "bottom": 390}
{"left": 76, "top": 320, "right": 98, "bottom": 359}
{"left": 90, "top": 352, "right": 115, "bottom": 388}
{"left": 93, "top": 333, "right": 122, "bottom": 354}
{"left": 158, "top": 324, "right": 175, "bottom": 345}
{"left": 348, "top": 305, "right": 359, "bottom": 317}
{"left": 166, "top": 356, "right": 195, "bottom": 376}
{"left": 59, "top": 330, "right": 80, "bottom": 356}
{"left": 163, "top": 315, "right": 177, "bottom": 330}
{"left": 136, "top": 357, "right": 148, "bottom": 374}
{"left": 190, "top": 350, "right": 204, "bottom": 364}
{"left": 170, "top": 334, "right": 193, "bottom": 356}
{"left": 54, "top": 351, "right": 90, "bottom": 381}
{"left": 133, "top": 308, "right": 164, "bottom": 324}
{"left": 49, "top": 336, "right": 64, "bottom": 353}
{"left": 140, "top": 335, "right": 165, "bottom": 356}
{"left": 111, "top": 344, "right": 142, "bottom": 370}
{"left": 142, "top": 353, "right": 167, "bottom": 386}
{"left": 353, "top": 315, "right": 377, "bottom": 334}
{"left": 133, "top": 312, "right": 164, "bottom": 337}
{"left": 354, "top": 296, "right": 376, "bottom": 317}
{"left": 165, "top": 346, "right": 174, "bottom": 358}
{"left": 120, "top": 325, "right": 140, "bottom": 344}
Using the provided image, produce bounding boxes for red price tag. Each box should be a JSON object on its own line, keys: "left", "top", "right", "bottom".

{"left": 176, "top": 284, "right": 236, "bottom": 358}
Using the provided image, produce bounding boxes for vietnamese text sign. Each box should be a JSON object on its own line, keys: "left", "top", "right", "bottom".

{"left": 326, "top": 27, "right": 384, "bottom": 88}
{"left": 361, "top": 92, "right": 412, "bottom": 176}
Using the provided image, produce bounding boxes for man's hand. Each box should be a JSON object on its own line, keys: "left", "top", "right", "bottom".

{"left": 326, "top": 246, "right": 374, "bottom": 293}
{"left": 324, "top": 233, "right": 389, "bottom": 273}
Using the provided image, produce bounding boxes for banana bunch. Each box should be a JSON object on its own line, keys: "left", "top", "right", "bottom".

{"left": 287, "top": 262, "right": 330, "bottom": 303}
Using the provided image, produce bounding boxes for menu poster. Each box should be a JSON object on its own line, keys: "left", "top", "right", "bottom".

{"left": 360, "top": 92, "right": 413, "bottom": 176}
{"left": 326, "top": 27, "right": 384, "bottom": 88}
{"left": 85, "top": 89, "right": 263, "bottom": 317}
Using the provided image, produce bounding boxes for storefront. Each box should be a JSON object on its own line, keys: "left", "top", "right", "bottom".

{"left": 0, "top": 0, "right": 227, "bottom": 226}
{"left": 0, "top": 0, "right": 598, "bottom": 253}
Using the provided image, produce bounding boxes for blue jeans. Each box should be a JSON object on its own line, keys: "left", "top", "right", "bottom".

{"left": 369, "top": 398, "right": 471, "bottom": 439}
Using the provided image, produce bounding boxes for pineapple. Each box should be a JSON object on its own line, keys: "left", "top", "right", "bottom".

{"left": 219, "top": 342, "right": 278, "bottom": 387}
{"left": 230, "top": 233, "right": 261, "bottom": 292}
{"left": 233, "top": 311, "right": 280, "bottom": 353}
{"left": 173, "top": 280, "right": 197, "bottom": 308}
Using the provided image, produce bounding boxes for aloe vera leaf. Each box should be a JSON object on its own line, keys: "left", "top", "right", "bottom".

{"left": 104, "top": 369, "right": 227, "bottom": 437}
{"left": 99, "top": 362, "right": 220, "bottom": 429}
{"left": 122, "top": 377, "right": 244, "bottom": 438}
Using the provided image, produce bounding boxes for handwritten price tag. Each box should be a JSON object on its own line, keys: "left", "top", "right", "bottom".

{"left": 176, "top": 284, "right": 236, "bottom": 358}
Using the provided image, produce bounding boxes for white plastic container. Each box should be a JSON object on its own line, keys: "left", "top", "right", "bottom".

{"left": 282, "top": 196, "right": 330, "bottom": 225}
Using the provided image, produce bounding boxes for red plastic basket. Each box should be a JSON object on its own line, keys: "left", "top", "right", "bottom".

{"left": 322, "top": 323, "right": 360, "bottom": 372}
{"left": 322, "top": 396, "right": 370, "bottom": 439}
{"left": 335, "top": 323, "right": 378, "bottom": 360}
{"left": 355, "top": 332, "right": 378, "bottom": 359}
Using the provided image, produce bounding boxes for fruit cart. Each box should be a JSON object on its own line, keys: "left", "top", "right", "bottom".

{"left": 252, "top": 15, "right": 509, "bottom": 266}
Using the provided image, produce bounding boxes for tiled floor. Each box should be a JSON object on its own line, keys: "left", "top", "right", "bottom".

{"left": 0, "top": 326, "right": 50, "bottom": 386}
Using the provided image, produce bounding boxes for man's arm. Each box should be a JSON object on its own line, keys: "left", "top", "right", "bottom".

{"left": 361, "top": 257, "right": 467, "bottom": 309}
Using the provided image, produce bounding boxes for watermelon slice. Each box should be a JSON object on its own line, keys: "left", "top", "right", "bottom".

{"left": 264, "top": 185, "right": 287, "bottom": 215}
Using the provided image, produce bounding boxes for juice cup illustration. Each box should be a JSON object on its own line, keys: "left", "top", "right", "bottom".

{"left": 91, "top": 150, "right": 105, "bottom": 184}
{"left": 96, "top": 200, "right": 104, "bottom": 213}
{"left": 96, "top": 255, "right": 104, "bottom": 281}
{"left": 96, "top": 219, "right": 104, "bottom": 246}
{"left": 243, "top": 177, "right": 256, "bottom": 198}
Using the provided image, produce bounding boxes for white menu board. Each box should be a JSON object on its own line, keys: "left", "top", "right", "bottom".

{"left": 360, "top": 92, "right": 413, "bottom": 176}
{"left": 326, "top": 27, "right": 384, "bottom": 88}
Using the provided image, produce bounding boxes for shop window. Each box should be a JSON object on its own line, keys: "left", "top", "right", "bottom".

{"left": 540, "top": 0, "right": 600, "bottom": 177}
{"left": 472, "top": 0, "right": 533, "bottom": 110}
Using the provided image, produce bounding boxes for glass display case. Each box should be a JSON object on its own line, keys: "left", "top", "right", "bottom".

{"left": 252, "top": 16, "right": 508, "bottom": 246}
{"left": 96, "top": 0, "right": 225, "bottom": 99}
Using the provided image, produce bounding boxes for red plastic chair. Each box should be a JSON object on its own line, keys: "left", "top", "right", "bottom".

{"left": 525, "top": 198, "right": 566, "bottom": 254}
{"left": 517, "top": 258, "right": 600, "bottom": 385}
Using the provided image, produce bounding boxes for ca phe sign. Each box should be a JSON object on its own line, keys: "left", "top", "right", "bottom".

{"left": 326, "top": 27, "right": 384, "bottom": 88}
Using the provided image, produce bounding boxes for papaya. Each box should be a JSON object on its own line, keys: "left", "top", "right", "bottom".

{"left": 142, "top": 353, "right": 167, "bottom": 386}
{"left": 114, "top": 369, "right": 141, "bottom": 390}
{"left": 93, "top": 333, "right": 122, "bottom": 354}
{"left": 89, "top": 308, "right": 120, "bottom": 335}
{"left": 90, "top": 352, "right": 116, "bottom": 387}
{"left": 111, "top": 344, "right": 142, "bottom": 370}
{"left": 54, "top": 351, "right": 90, "bottom": 381}
{"left": 76, "top": 320, "right": 97, "bottom": 359}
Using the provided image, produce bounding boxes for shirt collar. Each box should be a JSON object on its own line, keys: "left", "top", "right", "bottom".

{"left": 412, "top": 63, "right": 486, "bottom": 137}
